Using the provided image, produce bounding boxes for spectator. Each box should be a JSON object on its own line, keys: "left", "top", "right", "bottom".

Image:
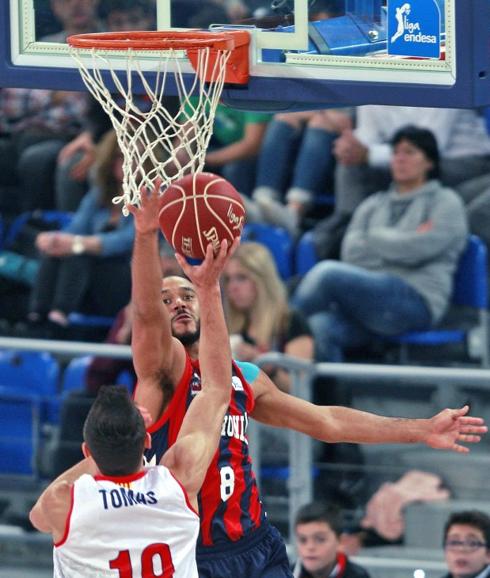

{"left": 199, "top": 104, "right": 271, "bottom": 198}
{"left": 442, "top": 510, "right": 490, "bottom": 578}
{"left": 54, "top": 0, "right": 162, "bottom": 213}
{"left": 251, "top": 108, "right": 353, "bottom": 236}
{"left": 223, "top": 241, "right": 314, "bottom": 392}
{"left": 102, "top": 0, "right": 155, "bottom": 32}
{"left": 292, "top": 126, "right": 468, "bottom": 362}
{"left": 0, "top": 87, "right": 87, "bottom": 216}
{"left": 26, "top": 130, "right": 134, "bottom": 335}
{"left": 292, "top": 502, "right": 371, "bottom": 578}
{"left": 333, "top": 105, "right": 490, "bottom": 216}
{"left": 40, "top": 0, "right": 102, "bottom": 43}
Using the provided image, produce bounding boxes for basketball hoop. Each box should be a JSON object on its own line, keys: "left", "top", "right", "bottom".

{"left": 67, "top": 30, "right": 250, "bottom": 212}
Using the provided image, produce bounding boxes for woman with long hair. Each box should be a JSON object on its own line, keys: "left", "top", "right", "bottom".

{"left": 223, "top": 241, "right": 314, "bottom": 392}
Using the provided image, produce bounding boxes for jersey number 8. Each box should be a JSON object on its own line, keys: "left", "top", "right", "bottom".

{"left": 219, "top": 466, "right": 235, "bottom": 502}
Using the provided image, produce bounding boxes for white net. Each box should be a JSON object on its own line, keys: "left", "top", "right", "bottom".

{"left": 70, "top": 45, "right": 232, "bottom": 213}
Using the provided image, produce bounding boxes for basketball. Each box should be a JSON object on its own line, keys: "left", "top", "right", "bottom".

{"left": 158, "top": 172, "right": 246, "bottom": 260}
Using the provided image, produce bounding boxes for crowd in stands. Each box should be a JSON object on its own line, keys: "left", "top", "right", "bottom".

{"left": 1, "top": 3, "right": 490, "bottom": 564}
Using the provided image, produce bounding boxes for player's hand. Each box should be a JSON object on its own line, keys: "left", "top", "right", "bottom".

{"left": 425, "top": 405, "right": 487, "bottom": 453}
{"left": 135, "top": 403, "right": 154, "bottom": 429}
{"left": 126, "top": 180, "right": 162, "bottom": 234}
{"left": 175, "top": 236, "right": 240, "bottom": 290}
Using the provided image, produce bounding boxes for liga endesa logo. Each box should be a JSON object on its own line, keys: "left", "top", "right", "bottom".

{"left": 388, "top": 0, "right": 441, "bottom": 58}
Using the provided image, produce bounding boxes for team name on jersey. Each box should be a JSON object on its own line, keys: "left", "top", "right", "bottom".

{"left": 221, "top": 412, "right": 249, "bottom": 444}
{"left": 99, "top": 487, "right": 157, "bottom": 510}
{"left": 190, "top": 374, "right": 245, "bottom": 396}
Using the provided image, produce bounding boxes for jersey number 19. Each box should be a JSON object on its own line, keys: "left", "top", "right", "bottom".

{"left": 109, "top": 543, "right": 175, "bottom": 577}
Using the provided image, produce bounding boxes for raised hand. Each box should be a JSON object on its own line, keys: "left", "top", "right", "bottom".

{"left": 425, "top": 405, "right": 487, "bottom": 453}
{"left": 175, "top": 237, "right": 240, "bottom": 291}
{"left": 126, "top": 180, "right": 162, "bottom": 235}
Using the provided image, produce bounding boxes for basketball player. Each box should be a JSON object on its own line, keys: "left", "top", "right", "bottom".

{"left": 29, "top": 238, "right": 238, "bottom": 577}
{"left": 130, "top": 188, "right": 487, "bottom": 578}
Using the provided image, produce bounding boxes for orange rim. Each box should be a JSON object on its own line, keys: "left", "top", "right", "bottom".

{"left": 67, "top": 30, "right": 244, "bottom": 51}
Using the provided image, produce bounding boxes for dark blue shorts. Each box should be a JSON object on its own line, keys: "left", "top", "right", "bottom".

{"left": 196, "top": 522, "right": 293, "bottom": 578}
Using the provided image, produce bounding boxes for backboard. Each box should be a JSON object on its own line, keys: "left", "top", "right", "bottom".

{"left": 1, "top": 0, "right": 490, "bottom": 110}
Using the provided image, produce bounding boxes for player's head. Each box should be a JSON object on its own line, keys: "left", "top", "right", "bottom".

{"left": 223, "top": 241, "right": 287, "bottom": 344}
{"left": 161, "top": 275, "right": 201, "bottom": 346}
{"left": 294, "top": 502, "right": 343, "bottom": 575}
{"left": 83, "top": 386, "right": 148, "bottom": 476}
{"left": 104, "top": 0, "right": 155, "bottom": 32}
{"left": 391, "top": 125, "right": 440, "bottom": 184}
{"left": 50, "top": 0, "right": 99, "bottom": 34}
{"left": 443, "top": 511, "right": 490, "bottom": 578}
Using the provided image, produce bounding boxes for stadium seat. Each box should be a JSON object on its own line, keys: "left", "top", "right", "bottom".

{"left": 295, "top": 230, "right": 319, "bottom": 276}
{"left": 0, "top": 350, "right": 60, "bottom": 396}
{"left": 61, "top": 356, "right": 94, "bottom": 395}
{"left": 0, "top": 350, "right": 61, "bottom": 424}
{"left": 389, "top": 235, "right": 489, "bottom": 366}
{"left": 242, "top": 223, "right": 294, "bottom": 280}
{"left": 0, "top": 389, "right": 41, "bottom": 476}
{"left": 62, "top": 356, "right": 135, "bottom": 395}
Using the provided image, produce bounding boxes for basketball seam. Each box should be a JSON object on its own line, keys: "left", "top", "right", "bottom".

{"left": 203, "top": 186, "right": 235, "bottom": 241}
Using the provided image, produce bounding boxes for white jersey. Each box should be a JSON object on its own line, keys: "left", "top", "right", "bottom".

{"left": 53, "top": 466, "right": 199, "bottom": 578}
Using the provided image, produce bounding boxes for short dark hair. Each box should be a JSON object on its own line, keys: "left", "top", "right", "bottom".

{"left": 443, "top": 510, "right": 490, "bottom": 547}
{"left": 295, "top": 502, "right": 343, "bottom": 536}
{"left": 83, "top": 386, "right": 146, "bottom": 477}
{"left": 391, "top": 124, "right": 440, "bottom": 179}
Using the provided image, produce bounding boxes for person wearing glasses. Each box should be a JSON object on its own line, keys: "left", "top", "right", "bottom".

{"left": 442, "top": 510, "right": 490, "bottom": 578}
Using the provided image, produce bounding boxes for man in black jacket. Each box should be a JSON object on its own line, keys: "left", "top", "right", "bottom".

{"left": 292, "top": 502, "right": 370, "bottom": 578}
{"left": 442, "top": 510, "right": 490, "bottom": 578}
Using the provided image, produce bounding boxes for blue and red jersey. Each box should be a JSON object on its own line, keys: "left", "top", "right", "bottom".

{"left": 143, "top": 353, "right": 267, "bottom": 547}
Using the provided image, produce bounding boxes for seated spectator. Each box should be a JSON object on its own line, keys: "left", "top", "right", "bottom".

{"left": 40, "top": 0, "right": 102, "bottom": 43}
{"left": 26, "top": 130, "right": 134, "bottom": 335}
{"left": 292, "top": 501, "right": 371, "bottom": 578}
{"left": 223, "top": 241, "right": 314, "bottom": 392}
{"left": 201, "top": 104, "right": 271, "bottom": 198}
{"left": 310, "top": 105, "right": 490, "bottom": 262}
{"left": 55, "top": 0, "right": 160, "bottom": 213}
{"left": 292, "top": 126, "right": 468, "bottom": 362}
{"left": 441, "top": 510, "right": 490, "bottom": 578}
{"left": 333, "top": 105, "right": 490, "bottom": 216}
{"left": 0, "top": 87, "right": 87, "bottom": 216}
{"left": 251, "top": 108, "right": 353, "bottom": 236}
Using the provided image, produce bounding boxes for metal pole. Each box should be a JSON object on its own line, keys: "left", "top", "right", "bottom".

{"left": 0, "top": 337, "right": 132, "bottom": 359}
{"left": 288, "top": 367, "right": 314, "bottom": 541}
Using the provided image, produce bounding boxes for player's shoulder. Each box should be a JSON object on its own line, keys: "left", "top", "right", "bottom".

{"left": 234, "top": 360, "right": 260, "bottom": 384}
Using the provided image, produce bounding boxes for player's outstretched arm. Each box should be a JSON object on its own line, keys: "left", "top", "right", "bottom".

{"left": 127, "top": 184, "right": 186, "bottom": 422}
{"left": 29, "top": 458, "right": 96, "bottom": 538}
{"left": 162, "top": 239, "right": 239, "bottom": 505}
{"left": 251, "top": 372, "right": 487, "bottom": 452}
